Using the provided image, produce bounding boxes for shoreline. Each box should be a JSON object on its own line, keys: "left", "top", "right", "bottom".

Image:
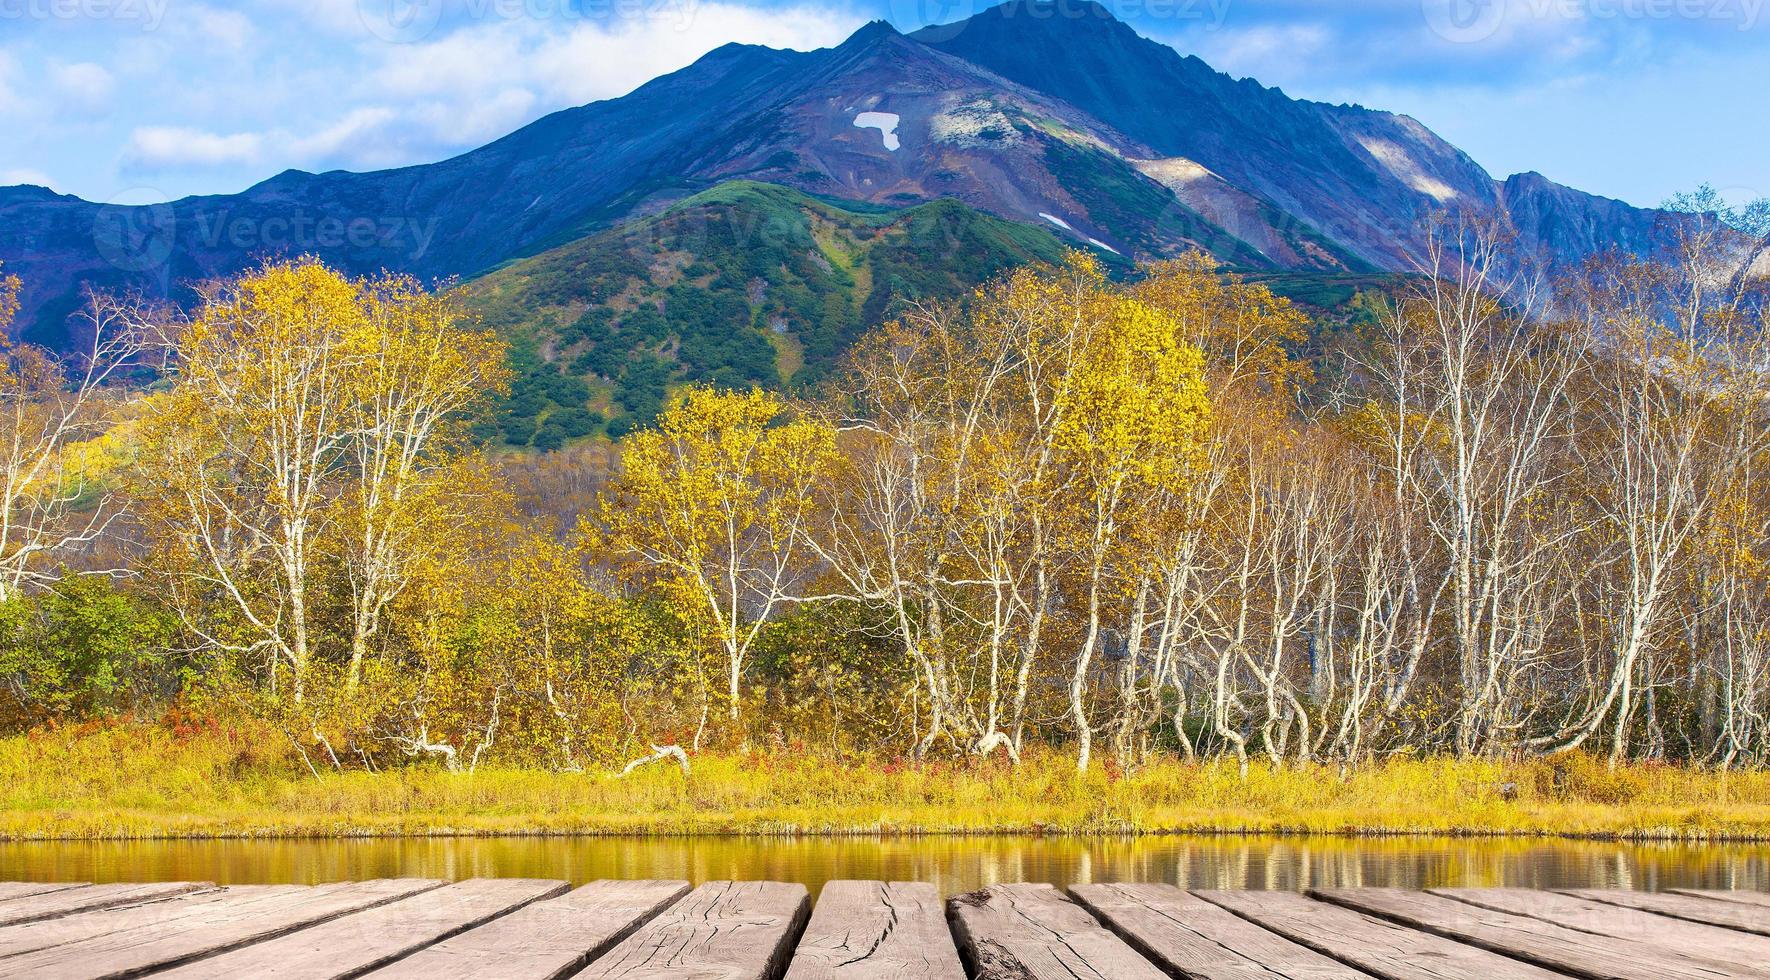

{"left": 8, "top": 727, "right": 1770, "bottom": 845}
{"left": 7, "top": 809, "right": 1770, "bottom": 844}
{"left": 4, "top": 827, "right": 1770, "bottom": 844}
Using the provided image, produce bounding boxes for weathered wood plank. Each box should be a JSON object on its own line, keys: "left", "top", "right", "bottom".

{"left": 1669, "top": 889, "right": 1770, "bottom": 911}
{"left": 0, "top": 882, "right": 88, "bottom": 902}
{"left": 0, "top": 882, "right": 209, "bottom": 928}
{"left": 148, "top": 878, "right": 569, "bottom": 979}
{"left": 1197, "top": 889, "right": 1570, "bottom": 980}
{"left": 0, "top": 886, "right": 302, "bottom": 960}
{"left": 1071, "top": 883, "right": 1372, "bottom": 980}
{"left": 363, "top": 879, "right": 691, "bottom": 980}
{"left": 947, "top": 882, "right": 1168, "bottom": 980}
{"left": 0, "top": 879, "right": 445, "bottom": 980}
{"left": 1431, "top": 887, "right": 1770, "bottom": 973}
{"left": 783, "top": 880, "right": 964, "bottom": 980}
{"left": 1566, "top": 888, "right": 1770, "bottom": 936}
{"left": 571, "top": 880, "right": 809, "bottom": 980}
{"left": 1314, "top": 887, "right": 1758, "bottom": 980}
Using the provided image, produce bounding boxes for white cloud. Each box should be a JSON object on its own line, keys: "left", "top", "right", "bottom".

{"left": 0, "top": 53, "right": 23, "bottom": 116}
{"left": 1186, "top": 24, "right": 1331, "bottom": 86}
{"left": 51, "top": 63, "right": 117, "bottom": 114}
{"left": 125, "top": 126, "right": 264, "bottom": 169}
{"left": 530, "top": 3, "right": 864, "bottom": 105}
{"left": 372, "top": 3, "right": 864, "bottom": 108}
{"left": 276, "top": 0, "right": 373, "bottom": 35}
{"left": 184, "top": 5, "right": 256, "bottom": 52}
{"left": 288, "top": 106, "right": 402, "bottom": 160}
{"left": 407, "top": 87, "right": 538, "bottom": 145}
{"left": 0, "top": 169, "right": 58, "bottom": 191}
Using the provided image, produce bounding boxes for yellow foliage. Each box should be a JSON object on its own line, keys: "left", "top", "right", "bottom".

{"left": 600, "top": 386, "right": 838, "bottom": 725}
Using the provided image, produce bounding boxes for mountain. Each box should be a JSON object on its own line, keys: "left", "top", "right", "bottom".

{"left": 463, "top": 180, "right": 1069, "bottom": 445}
{"left": 912, "top": 0, "right": 1674, "bottom": 271}
{"left": 0, "top": 0, "right": 1681, "bottom": 354}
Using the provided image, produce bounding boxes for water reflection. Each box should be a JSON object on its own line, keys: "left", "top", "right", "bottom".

{"left": 1, "top": 836, "right": 1765, "bottom": 896}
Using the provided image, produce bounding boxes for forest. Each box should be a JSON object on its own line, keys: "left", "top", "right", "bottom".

{"left": 0, "top": 204, "right": 1767, "bottom": 800}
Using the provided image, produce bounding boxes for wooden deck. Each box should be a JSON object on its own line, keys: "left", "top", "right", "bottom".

{"left": 0, "top": 880, "right": 1765, "bottom": 979}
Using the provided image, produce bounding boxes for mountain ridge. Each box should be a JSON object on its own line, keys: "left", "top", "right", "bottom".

{"left": 0, "top": 0, "right": 1682, "bottom": 348}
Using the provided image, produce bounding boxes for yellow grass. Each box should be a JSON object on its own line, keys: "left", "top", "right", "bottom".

{"left": 4, "top": 725, "right": 1769, "bottom": 841}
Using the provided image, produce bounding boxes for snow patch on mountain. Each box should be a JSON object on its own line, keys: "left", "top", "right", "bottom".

{"left": 853, "top": 111, "right": 900, "bottom": 151}
{"left": 1087, "top": 237, "right": 1119, "bottom": 254}
{"left": 1357, "top": 137, "right": 1459, "bottom": 203}
{"left": 1038, "top": 212, "right": 1072, "bottom": 231}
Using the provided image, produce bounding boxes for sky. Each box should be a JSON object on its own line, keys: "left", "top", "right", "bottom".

{"left": 0, "top": 0, "right": 1764, "bottom": 210}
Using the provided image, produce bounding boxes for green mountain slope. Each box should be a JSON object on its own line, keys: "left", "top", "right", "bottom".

{"left": 462, "top": 180, "right": 1074, "bottom": 446}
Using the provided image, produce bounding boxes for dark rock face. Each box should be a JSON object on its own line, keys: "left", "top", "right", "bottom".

{"left": 0, "top": 0, "right": 1678, "bottom": 348}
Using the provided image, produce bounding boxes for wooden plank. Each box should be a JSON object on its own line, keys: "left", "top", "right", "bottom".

{"left": 149, "top": 878, "right": 569, "bottom": 979}
{"left": 0, "top": 882, "right": 209, "bottom": 928}
{"left": 1670, "top": 889, "right": 1770, "bottom": 911}
{"left": 363, "top": 879, "right": 690, "bottom": 980}
{"left": 783, "top": 881, "right": 964, "bottom": 980}
{"left": 0, "top": 879, "right": 445, "bottom": 980}
{"left": 571, "top": 880, "right": 809, "bottom": 980}
{"left": 1071, "top": 883, "right": 1372, "bottom": 980}
{"left": 1432, "top": 888, "right": 1770, "bottom": 974}
{"left": 947, "top": 882, "right": 1168, "bottom": 980}
{"left": 1197, "top": 889, "right": 1571, "bottom": 980}
{"left": 0, "top": 886, "right": 303, "bottom": 960}
{"left": 1565, "top": 888, "right": 1770, "bottom": 937}
{"left": 1314, "top": 887, "right": 1757, "bottom": 980}
{"left": 0, "top": 882, "right": 88, "bottom": 902}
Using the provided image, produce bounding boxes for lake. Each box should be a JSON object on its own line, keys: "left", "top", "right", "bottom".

{"left": 2, "top": 835, "right": 1767, "bottom": 895}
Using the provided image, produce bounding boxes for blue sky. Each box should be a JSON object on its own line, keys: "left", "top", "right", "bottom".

{"left": 0, "top": 0, "right": 1764, "bottom": 210}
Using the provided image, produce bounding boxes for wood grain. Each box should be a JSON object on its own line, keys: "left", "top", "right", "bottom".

{"left": 1564, "top": 888, "right": 1770, "bottom": 936}
{"left": 364, "top": 879, "right": 691, "bottom": 980}
{"left": 0, "top": 882, "right": 209, "bottom": 928}
{"left": 783, "top": 881, "right": 963, "bottom": 980}
{"left": 0, "top": 879, "right": 445, "bottom": 980}
{"left": 1072, "top": 882, "right": 1371, "bottom": 980}
{"left": 1199, "top": 889, "right": 1569, "bottom": 980}
{"left": 571, "top": 880, "right": 810, "bottom": 980}
{"left": 1431, "top": 887, "right": 1770, "bottom": 972}
{"left": 147, "top": 877, "right": 569, "bottom": 979}
{"left": 1314, "top": 887, "right": 1758, "bottom": 980}
{"left": 947, "top": 883, "right": 1169, "bottom": 980}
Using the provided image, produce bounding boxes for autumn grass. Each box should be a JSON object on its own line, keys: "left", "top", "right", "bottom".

{"left": 4, "top": 724, "right": 1770, "bottom": 841}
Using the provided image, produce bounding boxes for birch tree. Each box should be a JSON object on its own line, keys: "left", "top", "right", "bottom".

{"left": 340, "top": 277, "right": 507, "bottom": 687}
{"left": 1379, "top": 225, "right": 1587, "bottom": 755}
{"left": 138, "top": 259, "right": 364, "bottom": 704}
{"left": 0, "top": 274, "right": 147, "bottom": 600}
{"left": 601, "top": 386, "right": 836, "bottom": 724}
{"left": 1052, "top": 289, "right": 1211, "bottom": 771}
